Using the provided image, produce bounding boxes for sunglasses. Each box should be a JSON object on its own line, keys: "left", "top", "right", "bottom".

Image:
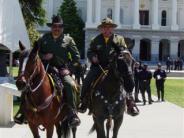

{"left": 52, "top": 24, "right": 63, "bottom": 28}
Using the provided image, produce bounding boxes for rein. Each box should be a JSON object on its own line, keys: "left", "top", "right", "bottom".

{"left": 28, "top": 63, "right": 49, "bottom": 93}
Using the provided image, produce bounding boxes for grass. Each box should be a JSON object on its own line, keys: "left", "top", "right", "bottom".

{"left": 8, "top": 66, "right": 19, "bottom": 77}
{"left": 13, "top": 100, "right": 20, "bottom": 116}
{"left": 151, "top": 79, "right": 184, "bottom": 108}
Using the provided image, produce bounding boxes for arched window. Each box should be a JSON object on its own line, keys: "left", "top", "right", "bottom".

{"left": 107, "top": 8, "right": 112, "bottom": 19}
{"left": 120, "top": 8, "right": 124, "bottom": 24}
{"left": 161, "top": 10, "right": 167, "bottom": 26}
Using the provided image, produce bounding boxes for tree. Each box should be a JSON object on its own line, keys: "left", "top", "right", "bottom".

{"left": 19, "top": 0, "right": 46, "bottom": 45}
{"left": 58, "top": 0, "right": 85, "bottom": 58}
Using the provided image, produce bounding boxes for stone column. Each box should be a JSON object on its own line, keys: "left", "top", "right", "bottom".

{"left": 114, "top": 0, "right": 121, "bottom": 26}
{"left": 151, "top": 37, "right": 160, "bottom": 61}
{"left": 86, "top": 0, "right": 93, "bottom": 26}
{"left": 152, "top": 0, "right": 159, "bottom": 30}
{"left": 171, "top": 0, "right": 179, "bottom": 30}
{"left": 47, "top": 0, "right": 53, "bottom": 22}
{"left": 133, "top": 0, "right": 140, "bottom": 29}
{"left": 132, "top": 37, "right": 140, "bottom": 60}
{"left": 95, "top": 0, "right": 101, "bottom": 25}
{"left": 170, "top": 38, "right": 179, "bottom": 58}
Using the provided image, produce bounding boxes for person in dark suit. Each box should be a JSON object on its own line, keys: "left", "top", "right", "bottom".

{"left": 153, "top": 63, "right": 167, "bottom": 101}
{"left": 139, "top": 64, "right": 153, "bottom": 105}
{"left": 133, "top": 62, "right": 141, "bottom": 102}
{"left": 166, "top": 57, "right": 171, "bottom": 72}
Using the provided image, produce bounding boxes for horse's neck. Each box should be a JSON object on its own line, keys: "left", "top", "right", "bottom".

{"left": 101, "top": 69, "right": 121, "bottom": 94}
{"left": 31, "top": 61, "right": 52, "bottom": 103}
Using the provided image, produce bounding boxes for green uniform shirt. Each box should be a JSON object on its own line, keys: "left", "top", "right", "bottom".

{"left": 38, "top": 33, "right": 80, "bottom": 67}
{"left": 87, "top": 33, "right": 127, "bottom": 66}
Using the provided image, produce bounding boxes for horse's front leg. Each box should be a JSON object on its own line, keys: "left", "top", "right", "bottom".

{"left": 72, "top": 127, "right": 77, "bottom": 138}
{"left": 55, "top": 122, "right": 62, "bottom": 138}
{"left": 112, "top": 115, "right": 123, "bottom": 138}
{"left": 46, "top": 125, "right": 54, "bottom": 138}
{"left": 93, "top": 117, "right": 106, "bottom": 138}
{"left": 28, "top": 122, "right": 40, "bottom": 138}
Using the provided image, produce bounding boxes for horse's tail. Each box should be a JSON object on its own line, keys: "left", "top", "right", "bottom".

{"left": 89, "top": 123, "right": 95, "bottom": 134}
{"left": 106, "top": 115, "right": 113, "bottom": 138}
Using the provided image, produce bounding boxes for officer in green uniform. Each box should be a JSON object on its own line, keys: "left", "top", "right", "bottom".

{"left": 39, "top": 15, "right": 81, "bottom": 127}
{"left": 78, "top": 17, "right": 139, "bottom": 116}
{"left": 14, "top": 15, "right": 81, "bottom": 127}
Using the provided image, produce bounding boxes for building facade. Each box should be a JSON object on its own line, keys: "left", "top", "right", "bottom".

{"left": 40, "top": 0, "right": 184, "bottom": 62}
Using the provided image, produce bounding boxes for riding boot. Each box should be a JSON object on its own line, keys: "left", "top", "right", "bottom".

{"left": 77, "top": 82, "right": 89, "bottom": 113}
{"left": 126, "top": 95, "right": 139, "bottom": 116}
{"left": 62, "top": 75, "right": 81, "bottom": 127}
{"left": 14, "top": 92, "right": 26, "bottom": 124}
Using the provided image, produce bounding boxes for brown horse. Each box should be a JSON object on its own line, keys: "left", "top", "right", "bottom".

{"left": 16, "top": 41, "right": 76, "bottom": 138}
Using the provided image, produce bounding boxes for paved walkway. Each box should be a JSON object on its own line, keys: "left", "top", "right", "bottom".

{"left": 0, "top": 96, "right": 183, "bottom": 138}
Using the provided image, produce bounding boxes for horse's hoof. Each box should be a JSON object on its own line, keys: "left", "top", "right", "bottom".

{"left": 77, "top": 104, "right": 87, "bottom": 113}
{"left": 14, "top": 114, "right": 25, "bottom": 124}
{"left": 69, "top": 118, "right": 81, "bottom": 128}
{"left": 14, "top": 118, "right": 24, "bottom": 124}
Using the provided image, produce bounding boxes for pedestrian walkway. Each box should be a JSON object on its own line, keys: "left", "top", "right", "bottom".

{"left": 0, "top": 97, "right": 183, "bottom": 138}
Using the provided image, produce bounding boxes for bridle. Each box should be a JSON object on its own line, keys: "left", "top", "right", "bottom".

{"left": 19, "top": 54, "right": 49, "bottom": 93}
{"left": 27, "top": 63, "right": 49, "bottom": 93}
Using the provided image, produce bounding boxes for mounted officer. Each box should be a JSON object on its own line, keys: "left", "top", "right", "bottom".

{"left": 14, "top": 15, "right": 81, "bottom": 127}
{"left": 78, "top": 17, "right": 139, "bottom": 116}
{"left": 39, "top": 15, "right": 81, "bottom": 127}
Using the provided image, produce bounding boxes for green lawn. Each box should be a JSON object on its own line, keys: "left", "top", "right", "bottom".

{"left": 7, "top": 66, "right": 19, "bottom": 77}
{"left": 151, "top": 79, "right": 184, "bottom": 108}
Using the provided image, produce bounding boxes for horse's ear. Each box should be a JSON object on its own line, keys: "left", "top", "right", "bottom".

{"left": 31, "top": 41, "right": 40, "bottom": 54}
{"left": 19, "top": 41, "right": 26, "bottom": 51}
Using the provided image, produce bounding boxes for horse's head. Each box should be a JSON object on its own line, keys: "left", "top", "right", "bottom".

{"left": 107, "top": 49, "right": 134, "bottom": 80}
{"left": 16, "top": 41, "right": 40, "bottom": 91}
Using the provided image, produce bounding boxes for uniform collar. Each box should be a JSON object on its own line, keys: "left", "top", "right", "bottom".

{"left": 49, "top": 32, "right": 64, "bottom": 42}
{"left": 100, "top": 34, "right": 114, "bottom": 45}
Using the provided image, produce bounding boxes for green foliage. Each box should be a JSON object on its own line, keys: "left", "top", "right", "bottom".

{"left": 19, "top": 0, "right": 46, "bottom": 45}
{"left": 58, "top": 0, "right": 85, "bottom": 58}
{"left": 19, "top": 0, "right": 46, "bottom": 26}
{"left": 27, "top": 23, "right": 40, "bottom": 46}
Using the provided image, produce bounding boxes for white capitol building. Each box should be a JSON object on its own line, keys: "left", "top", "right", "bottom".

{"left": 39, "top": 0, "right": 184, "bottom": 62}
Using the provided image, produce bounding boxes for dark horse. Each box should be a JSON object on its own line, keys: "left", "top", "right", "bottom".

{"left": 89, "top": 51, "right": 134, "bottom": 138}
{"left": 16, "top": 41, "right": 78, "bottom": 138}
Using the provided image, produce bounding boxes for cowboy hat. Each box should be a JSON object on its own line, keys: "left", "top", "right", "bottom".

{"left": 46, "top": 15, "right": 64, "bottom": 27}
{"left": 97, "top": 17, "right": 117, "bottom": 28}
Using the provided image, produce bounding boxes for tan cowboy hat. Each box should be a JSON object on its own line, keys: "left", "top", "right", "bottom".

{"left": 97, "top": 17, "right": 117, "bottom": 28}
{"left": 47, "top": 15, "right": 64, "bottom": 27}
